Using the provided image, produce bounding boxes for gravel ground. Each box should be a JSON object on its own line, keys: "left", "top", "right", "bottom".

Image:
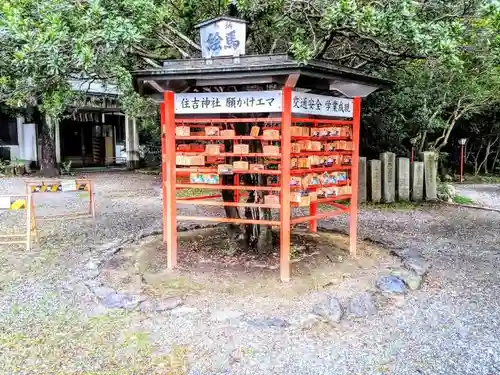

{"left": 0, "top": 172, "right": 499, "bottom": 375}
{"left": 455, "top": 183, "right": 500, "bottom": 210}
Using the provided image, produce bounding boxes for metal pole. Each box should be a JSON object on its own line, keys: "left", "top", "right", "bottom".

{"left": 162, "top": 92, "right": 178, "bottom": 269}
{"left": 410, "top": 147, "right": 414, "bottom": 163}
{"left": 460, "top": 144, "right": 464, "bottom": 183}
{"left": 280, "top": 87, "right": 292, "bottom": 282}
{"left": 349, "top": 97, "right": 362, "bottom": 257}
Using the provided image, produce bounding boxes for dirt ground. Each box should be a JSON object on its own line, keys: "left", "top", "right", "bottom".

{"left": 0, "top": 172, "right": 499, "bottom": 375}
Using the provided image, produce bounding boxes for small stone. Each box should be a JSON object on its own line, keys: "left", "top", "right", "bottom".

{"left": 140, "top": 297, "right": 183, "bottom": 313}
{"left": 246, "top": 317, "right": 290, "bottom": 328}
{"left": 391, "top": 269, "right": 423, "bottom": 290}
{"left": 349, "top": 292, "right": 377, "bottom": 317}
{"left": 312, "top": 296, "right": 343, "bottom": 323}
{"left": 85, "top": 261, "right": 99, "bottom": 270}
{"left": 102, "top": 293, "right": 139, "bottom": 309}
{"left": 300, "top": 314, "right": 321, "bottom": 329}
{"left": 85, "top": 279, "right": 103, "bottom": 289}
{"left": 210, "top": 310, "right": 244, "bottom": 322}
{"left": 376, "top": 276, "right": 407, "bottom": 294}
{"left": 139, "top": 300, "right": 155, "bottom": 313}
{"left": 84, "top": 269, "right": 100, "bottom": 280}
{"left": 403, "top": 256, "right": 429, "bottom": 276}
{"left": 93, "top": 286, "right": 116, "bottom": 300}
{"left": 170, "top": 306, "right": 198, "bottom": 317}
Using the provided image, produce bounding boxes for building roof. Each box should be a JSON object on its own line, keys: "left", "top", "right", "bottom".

{"left": 195, "top": 16, "right": 248, "bottom": 29}
{"left": 133, "top": 54, "right": 393, "bottom": 101}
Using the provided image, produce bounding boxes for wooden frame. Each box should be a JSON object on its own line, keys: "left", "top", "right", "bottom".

{"left": 25, "top": 179, "right": 96, "bottom": 221}
{"left": 0, "top": 194, "right": 38, "bottom": 251}
{"left": 161, "top": 88, "right": 362, "bottom": 281}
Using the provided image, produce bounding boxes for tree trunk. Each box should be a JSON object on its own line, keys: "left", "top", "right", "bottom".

{"left": 491, "top": 147, "right": 500, "bottom": 172}
{"left": 221, "top": 121, "right": 274, "bottom": 254}
{"left": 39, "top": 114, "right": 60, "bottom": 177}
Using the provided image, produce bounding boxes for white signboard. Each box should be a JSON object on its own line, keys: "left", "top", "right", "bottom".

{"left": 0, "top": 196, "right": 10, "bottom": 210}
{"left": 292, "top": 92, "right": 353, "bottom": 118}
{"left": 199, "top": 19, "right": 246, "bottom": 58}
{"left": 61, "top": 180, "right": 77, "bottom": 192}
{"left": 175, "top": 91, "right": 282, "bottom": 114}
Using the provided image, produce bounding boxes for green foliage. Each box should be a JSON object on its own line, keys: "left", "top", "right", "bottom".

{"left": 453, "top": 195, "right": 475, "bottom": 205}
{"left": 0, "top": 0, "right": 162, "bottom": 118}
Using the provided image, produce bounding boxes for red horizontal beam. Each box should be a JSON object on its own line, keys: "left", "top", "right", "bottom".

{"left": 292, "top": 118, "right": 353, "bottom": 126}
{"left": 290, "top": 166, "right": 351, "bottom": 174}
{"left": 176, "top": 183, "right": 281, "bottom": 191}
{"left": 176, "top": 136, "right": 280, "bottom": 141}
{"left": 291, "top": 207, "right": 350, "bottom": 224}
{"left": 291, "top": 136, "right": 351, "bottom": 141}
{"left": 175, "top": 118, "right": 281, "bottom": 124}
{"left": 177, "top": 216, "right": 281, "bottom": 226}
{"left": 176, "top": 194, "right": 221, "bottom": 201}
{"left": 317, "top": 195, "right": 352, "bottom": 203}
{"left": 176, "top": 152, "right": 281, "bottom": 158}
{"left": 291, "top": 151, "right": 353, "bottom": 156}
{"left": 176, "top": 200, "right": 280, "bottom": 208}
{"left": 176, "top": 168, "right": 281, "bottom": 175}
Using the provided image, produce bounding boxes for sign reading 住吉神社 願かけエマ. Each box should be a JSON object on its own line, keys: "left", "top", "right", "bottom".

{"left": 173, "top": 91, "right": 354, "bottom": 118}
{"left": 175, "top": 91, "right": 283, "bottom": 114}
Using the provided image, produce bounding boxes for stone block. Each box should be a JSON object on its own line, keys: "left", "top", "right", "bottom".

{"left": 358, "top": 157, "right": 367, "bottom": 203}
{"left": 368, "top": 160, "right": 382, "bottom": 203}
{"left": 421, "top": 152, "right": 437, "bottom": 200}
{"left": 396, "top": 157, "right": 410, "bottom": 201}
{"left": 380, "top": 152, "right": 396, "bottom": 203}
{"left": 411, "top": 161, "right": 424, "bottom": 201}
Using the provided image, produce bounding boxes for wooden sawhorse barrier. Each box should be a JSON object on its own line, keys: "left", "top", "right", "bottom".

{"left": 25, "top": 179, "right": 96, "bottom": 220}
{"left": 0, "top": 194, "right": 38, "bottom": 250}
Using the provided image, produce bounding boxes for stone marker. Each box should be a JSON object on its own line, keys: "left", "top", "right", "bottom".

{"left": 421, "top": 152, "right": 437, "bottom": 200}
{"left": 380, "top": 152, "right": 396, "bottom": 203}
{"left": 358, "top": 157, "right": 367, "bottom": 203}
{"left": 411, "top": 161, "right": 424, "bottom": 201}
{"left": 368, "top": 160, "right": 382, "bottom": 203}
{"left": 396, "top": 157, "right": 410, "bottom": 201}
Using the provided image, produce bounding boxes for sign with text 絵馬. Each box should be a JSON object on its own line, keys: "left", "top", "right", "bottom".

{"left": 199, "top": 19, "right": 246, "bottom": 58}
{"left": 175, "top": 91, "right": 282, "bottom": 114}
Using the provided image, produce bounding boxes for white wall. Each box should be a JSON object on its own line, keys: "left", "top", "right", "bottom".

{"left": 0, "top": 117, "right": 38, "bottom": 162}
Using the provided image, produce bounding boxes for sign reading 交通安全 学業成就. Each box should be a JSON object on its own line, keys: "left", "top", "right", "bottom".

{"left": 291, "top": 92, "right": 353, "bottom": 118}
{"left": 175, "top": 91, "right": 283, "bottom": 114}
{"left": 174, "top": 91, "right": 354, "bottom": 118}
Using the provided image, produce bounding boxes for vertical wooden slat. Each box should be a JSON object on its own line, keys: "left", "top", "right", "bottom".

{"left": 280, "top": 87, "right": 292, "bottom": 282}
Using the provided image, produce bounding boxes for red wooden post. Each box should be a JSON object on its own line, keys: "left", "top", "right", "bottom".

{"left": 280, "top": 87, "right": 292, "bottom": 282}
{"left": 309, "top": 185, "right": 318, "bottom": 232}
{"left": 460, "top": 144, "right": 464, "bottom": 183}
{"left": 163, "top": 92, "right": 178, "bottom": 269}
{"left": 349, "top": 97, "right": 362, "bottom": 257}
{"left": 160, "top": 103, "right": 168, "bottom": 243}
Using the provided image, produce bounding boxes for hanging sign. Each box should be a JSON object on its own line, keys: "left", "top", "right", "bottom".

{"left": 175, "top": 91, "right": 282, "bottom": 114}
{"left": 0, "top": 196, "right": 10, "bottom": 210}
{"left": 291, "top": 92, "right": 353, "bottom": 118}
{"left": 61, "top": 180, "right": 77, "bottom": 192}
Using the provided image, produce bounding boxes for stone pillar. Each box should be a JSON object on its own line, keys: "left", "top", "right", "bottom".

{"left": 358, "top": 157, "right": 367, "bottom": 203}
{"left": 422, "top": 152, "right": 437, "bottom": 200}
{"left": 380, "top": 152, "right": 396, "bottom": 203}
{"left": 396, "top": 157, "right": 410, "bottom": 201}
{"left": 125, "top": 115, "right": 140, "bottom": 169}
{"left": 368, "top": 159, "right": 382, "bottom": 203}
{"left": 411, "top": 161, "right": 424, "bottom": 201}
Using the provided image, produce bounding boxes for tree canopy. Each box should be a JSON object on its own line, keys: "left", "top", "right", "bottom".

{"left": 0, "top": 0, "right": 499, "bottom": 175}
